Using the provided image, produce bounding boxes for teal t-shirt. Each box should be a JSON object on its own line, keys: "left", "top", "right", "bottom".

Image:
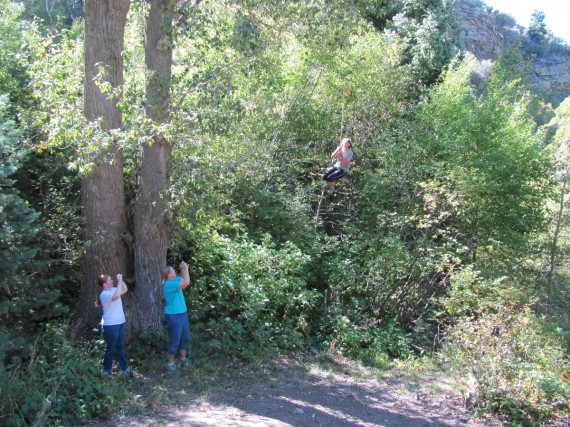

{"left": 163, "top": 276, "right": 187, "bottom": 315}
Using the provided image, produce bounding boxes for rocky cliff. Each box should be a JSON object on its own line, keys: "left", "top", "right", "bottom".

{"left": 457, "top": 0, "right": 570, "bottom": 105}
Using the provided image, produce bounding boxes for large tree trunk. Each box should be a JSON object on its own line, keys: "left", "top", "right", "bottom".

{"left": 71, "top": 0, "right": 130, "bottom": 338}
{"left": 127, "top": 0, "right": 176, "bottom": 337}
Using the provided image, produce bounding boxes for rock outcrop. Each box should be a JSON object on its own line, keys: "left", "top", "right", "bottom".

{"left": 457, "top": 0, "right": 570, "bottom": 105}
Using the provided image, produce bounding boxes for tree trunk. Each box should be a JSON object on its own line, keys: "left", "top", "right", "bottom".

{"left": 71, "top": 0, "right": 130, "bottom": 338}
{"left": 548, "top": 141, "right": 570, "bottom": 284}
{"left": 127, "top": 0, "right": 176, "bottom": 337}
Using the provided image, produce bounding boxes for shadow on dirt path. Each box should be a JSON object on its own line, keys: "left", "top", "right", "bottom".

{"left": 92, "top": 358, "right": 496, "bottom": 427}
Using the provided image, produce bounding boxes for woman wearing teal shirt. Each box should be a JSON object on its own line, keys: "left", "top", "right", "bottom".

{"left": 162, "top": 261, "right": 191, "bottom": 371}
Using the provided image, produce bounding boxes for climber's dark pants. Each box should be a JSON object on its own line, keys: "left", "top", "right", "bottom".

{"left": 323, "top": 166, "right": 348, "bottom": 182}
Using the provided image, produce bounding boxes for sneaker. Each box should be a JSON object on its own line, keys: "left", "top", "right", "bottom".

{"left": 103, "top": 370, "right": 111, "bottom": 379}
{"left": 166, "top": 363, "right": 176, "bottom": 372}
{"left": 179, "top": 357, "right": 190, "bottom": 367}
{"left": 121, "top": 368, "right": 134, "bottom": 377}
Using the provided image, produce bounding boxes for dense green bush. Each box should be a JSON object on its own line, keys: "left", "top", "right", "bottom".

{"left": 0, "top": 324, "right": 129, "bottom": 427}
{"left": 327, "top": 316, "right": 414, "bottom": 366}
{"left": 183, "top": 228, "right": 322, "bottom": 359}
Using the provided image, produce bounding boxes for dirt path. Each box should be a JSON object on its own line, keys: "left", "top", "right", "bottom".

{"left": 129, "top": 375, "right": 476, "bottom": 427}
{"left": 92, "top": 358, "right": 503, "bottom": 427}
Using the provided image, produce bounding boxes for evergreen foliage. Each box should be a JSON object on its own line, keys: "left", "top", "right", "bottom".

{"left": 389, "top": 0, "right": 461, "bottom": 86}
{"left": 0, "top": 96, "right": 66, "bottom": 334}
{"left": 528, "top": 10, "right": 548, "bottom": 44}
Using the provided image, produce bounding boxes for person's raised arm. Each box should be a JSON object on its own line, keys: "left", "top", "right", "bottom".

{"left": 331, "top": 145, "right": 341, "bottom": 159}
{"left": 111, "top": 273, "right": 127, "bottom": 301}
{"left": 119, "top": 273, "right": 128, "bottom": 295}
{"left": 179, "top": 261, "right": 191, "bottom": 290}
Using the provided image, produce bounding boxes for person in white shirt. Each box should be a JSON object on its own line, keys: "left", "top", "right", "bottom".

{"left": 323, "top": 137, "right": 354, "bottom": 193}
{"left": 97, "top": 273, "right": 132, "bottom": 377}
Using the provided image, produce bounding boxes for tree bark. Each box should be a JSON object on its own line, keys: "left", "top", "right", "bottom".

{"left": 71, "top": 0, "right": 130, "bottom": 338}
{"left": 548, "top": 141, "right": 570, "bottom": 284}
{"left": 127, "top": 0, "right": 176, "bottom": 337}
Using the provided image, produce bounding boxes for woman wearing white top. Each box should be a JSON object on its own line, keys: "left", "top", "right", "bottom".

{"left": 97, "top": 273, "right": 132, "bottom": 377}
{"left": 323, "top": 137, "right": 353, "bottom": 192}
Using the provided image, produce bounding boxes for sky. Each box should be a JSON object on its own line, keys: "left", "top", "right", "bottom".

{"left": 482, "top": 0, "right": 570, "bottom": 44}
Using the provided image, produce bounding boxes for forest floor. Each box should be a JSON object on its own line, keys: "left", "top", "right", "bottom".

{"left": 90, "top": 353, "right": 568, "bottom": 427}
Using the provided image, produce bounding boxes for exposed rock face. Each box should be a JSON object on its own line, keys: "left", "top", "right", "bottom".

{"left": 534, "top": 55, "right": 570, "bottom": 101}
{"left": 457, "top": 0, "right": 570, "bottom": 104}
{"left": 458, "top": 0, "right": 525, "bottom": 60}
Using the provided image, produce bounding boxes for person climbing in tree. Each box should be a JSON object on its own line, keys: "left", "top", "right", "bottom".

{"left": 323, "top": 137, "right": 353, "bottom": 193}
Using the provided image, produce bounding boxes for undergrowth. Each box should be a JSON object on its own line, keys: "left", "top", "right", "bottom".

{"left": 2, "top": 317, "right": 568, "bottom": 426}
{"left": 0, "top": 323, "right": 130, "bottom": 427}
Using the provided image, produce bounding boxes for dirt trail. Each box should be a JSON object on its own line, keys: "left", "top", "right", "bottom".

{"left": 92, "top": 358, "right": 503, "bottom": 427}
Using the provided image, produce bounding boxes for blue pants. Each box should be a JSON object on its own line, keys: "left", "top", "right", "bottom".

{"left": 102, "top": 322, "right": 128, "bottom": 373}
{"left": 165, "top": 312, "right": 190, "bottom": 356}
{"left": 323, "top": 166, "right": 348, "bottom": 182}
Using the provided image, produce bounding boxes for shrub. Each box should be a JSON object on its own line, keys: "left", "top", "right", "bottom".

{"left": 0, "top": 323, "right": 129, "bottom": 426}
{"left": 328, "top": 316, "right": 414, "bottom": 366}
{"left": 187, "top": 232, "right": 321, "bottom": 359}
{"left": 446, "top": 301, "right": 569, "bottom": 424}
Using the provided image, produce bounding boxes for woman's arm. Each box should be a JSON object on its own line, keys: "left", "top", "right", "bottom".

{"left": 179, "top": 261, "right": 191, "bottom": 290}
{"left": 331, "top": 145, "right": 341, "bottom": 159}
{"left": 111, "top": 274, "right": 127, "bottom": 301}
{"left": 119, "top": 273, "right": 128, "bottom": 295}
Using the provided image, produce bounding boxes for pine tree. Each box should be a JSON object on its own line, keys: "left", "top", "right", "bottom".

{"left": 390, "top": 0, "right": 461, "bottom": 87}
{"left": 0, "top": 95, "right": 65, "bottom": 336}
{"left": 528, "top": 10, "right": 548, "bottom": 44}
